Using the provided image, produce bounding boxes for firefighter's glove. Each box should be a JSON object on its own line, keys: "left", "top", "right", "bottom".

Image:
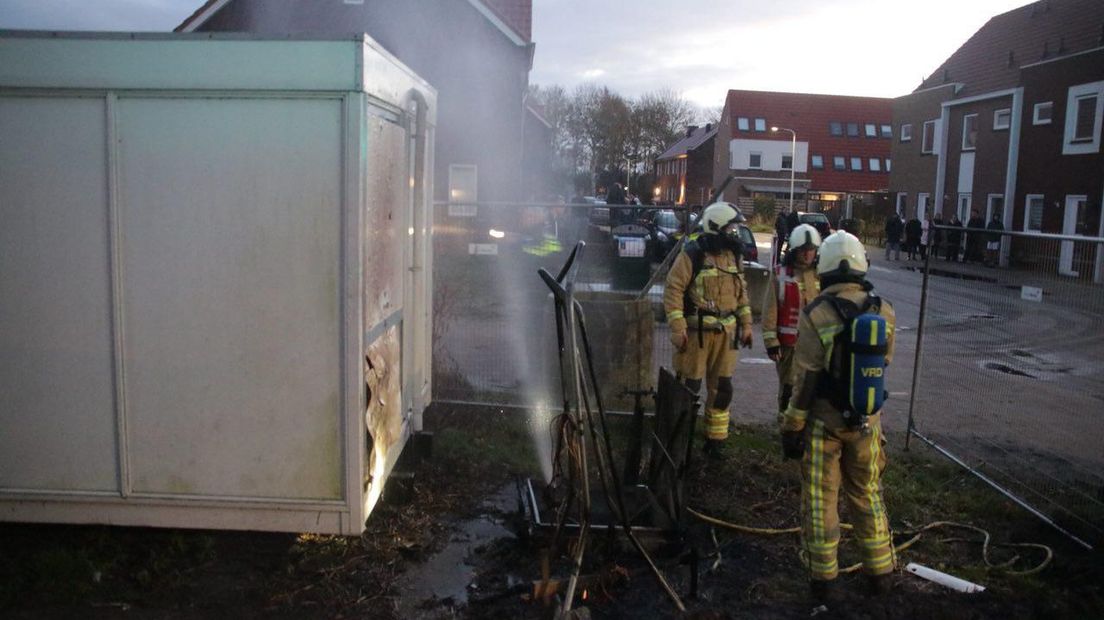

{"left": 781, "top": 430, "right": 805, "bottom": 460}
{"left": 739, "top": 325, "right": 753, "bottom": 349}
{"left": 670, "top": 329, "right": 688, "bottom": 352}
{"left": 767, "top": 346, "right": 781, "bottom": 362}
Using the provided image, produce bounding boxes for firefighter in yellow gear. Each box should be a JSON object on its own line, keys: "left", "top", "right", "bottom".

{"left": 762, "top": 224, "right": 821, "bottom": 421}
{"left": 779, "top": 231, "right": 897, "bottom": 601}
{"left": 663, "top": 202, "right": 753, "bottom": 458}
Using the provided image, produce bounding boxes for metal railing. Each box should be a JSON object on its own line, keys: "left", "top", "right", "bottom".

{"left": 906, "top": 225, "right": 1104, "bottom": 549}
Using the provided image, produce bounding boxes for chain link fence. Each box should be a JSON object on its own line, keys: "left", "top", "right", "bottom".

{"left": 907, "top": 226, "right": 1104, "bottom": 549}
{"left": 431, "top": 201, "right": 771, "bottom": 415}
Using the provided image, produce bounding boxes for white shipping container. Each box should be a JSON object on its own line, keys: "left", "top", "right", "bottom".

{"left": 0, "top": 32, "right": 435, "bottom": 535}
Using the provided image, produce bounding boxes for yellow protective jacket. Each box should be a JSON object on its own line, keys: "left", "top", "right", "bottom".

{"left": 663, "top": 241, "right": 752, "bottom": 335}
{"left": 761, "top": 263, "right": 819, "bottom": 350}
{"left": 780, "top": 282, "right": 896, "bottom": 432}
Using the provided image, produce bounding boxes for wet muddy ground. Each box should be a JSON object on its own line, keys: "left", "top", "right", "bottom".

{"left": 2, "top": 403, "right": 1102, "bottom": 619}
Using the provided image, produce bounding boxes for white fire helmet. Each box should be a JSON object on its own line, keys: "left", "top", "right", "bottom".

{"left": 787, "top": 223, "right": 822, "bottom": 251}
{"left": 700, "top": 202, "right": 745, "bottom": 235}
{"left": 816, "top": 231, "right": 868, "bottom": 277}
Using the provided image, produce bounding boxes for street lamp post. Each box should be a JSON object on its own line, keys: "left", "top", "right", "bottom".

{"left": 771, "top": 126, "right": 796, "bottom": 212}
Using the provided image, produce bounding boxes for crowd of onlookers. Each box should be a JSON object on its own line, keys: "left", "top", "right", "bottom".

{"left": 883, "top": 210, "right": 1005, "bottom": 267}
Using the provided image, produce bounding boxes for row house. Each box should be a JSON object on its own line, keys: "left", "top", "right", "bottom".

{"left": 654, "top": 124, "right": 716, "bottom": 206}
{"left": 178, "top": 0, "right": 538, "bottom": 204}
{"left": 889, "top": 0, "right": 1104, "bottom": 275}
{"left": 712, "top": 89, "right": 893, "bottom": 222}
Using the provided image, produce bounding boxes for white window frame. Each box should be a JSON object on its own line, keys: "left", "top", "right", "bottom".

{"left": 737, "top": 117, "right": 750, "bottom": 131}
{"left": 956, "top": 193, "right": 971, "bottom": 223}
{"left": 885, "top": 158, "right": 892, "bottom": 172}
{"left": 1063, "top": 82, "right": 1104, "bottom": 155}
{"left": 993, "top": 108, "right": 1011, "bottom": 131}
{"left": 986, "top": 193, "right": 1004, "bottom": 222}
{"left": 864, "top": 123, "right": 877, "bottom": 138}
{"left": 921, "top": 120, "right": 937, "bottom": 154}
{"left": 895, "top": 192, "right": 907, "bottom": 216}
{"left": 918, "top": 193, "right": 931, "bottom": 221}
{"left": 850, "top": 156, "right": 862, "bottom": 171}
{"left": 1023, "top": 194, "right": 1044, "bottom": 232}
{"left": 1033, "top": 102, "right": 1053, "bottom": 125}
{"left": 868, "top": 158, "right": 881, "bottom": 172}
{"left": 781, "top": 153, "right": 793, "bottom": 170}
{"left": 748, "top": 151, "right": 762, "bottom": 169}
{"left": 962, "top": 113, "right": 978, "bottom": 151}
{"left": 811, "top": 154, "right": 824, "bottom": 169}
{"left": 832, "top": 156, "right": 846, "bottom": 170}
{"left": 448, "top": 163, "right": 478, "bottom": 203}
{"left": 900, "top": 123, "right": 912, "bottom": 142}
{"left": 754, "top": 118, "right": 766, "bottom": 132}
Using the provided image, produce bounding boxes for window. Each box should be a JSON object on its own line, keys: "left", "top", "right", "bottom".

{"left": 1072, "top": 95, "right": 1099, "bottom": 142}
{"left": 749, "top": 152, "right": 762, "bottom": 169}
{"left": 833, "top": 156, "right": 846, "bottom": 170}
{"left": 846, "top": 122, "right": 860, "bottom": 137}
{"left": 737, "top": 117, "right": 750, "bottom": 131}
{"left": 1024, "top": 194, "right": 1044, "bottom": 232}
{"left": 921, "top": 120, "right": 937, "bottom": 154}
{"left": 993, "top": 108, "right": 1011, "bottom": 130}
{"left": 1063, "top": 82, "right": 1104, "bottom": 154}
{"left": 962, "top": 113, "right": 978, "bottom": 150}
{"left": 449, "top": 164, "right": 477, "bottom": 208}
{"left": 880, "top": 124, "right": 893, "bottom": 138}
{"left": 781, "top": 154, "right": 793, "bottom": 170}
{"left": 900, "top": 123, "right": 912, "bottom": 142}
{"left": 885, "top": 158, "right": 891, "bottom": 172}
{"left": 850, "top": 157, "right": 862, "bottom": 171}
{"left": 829, "top": 122, "right": 843, "bottom": 136}
{"left": 869, "top": 158, "right": 881, "bottom": 172}
{"left": 811, "top": 155, "right": 824, "bottom": 169}
{"left": 1033, "top": 102, "right": 1053, "bottom": 125}
{"left": 864, "top": 123, "right": 877, "bottom": 138}
{"left": 895, "top": 193, "right": 907, "bottom": 215}
{"left": 754, "top": 118, "right": 766, "bottom": 131}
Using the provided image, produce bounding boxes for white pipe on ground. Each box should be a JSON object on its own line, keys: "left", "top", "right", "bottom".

{"left": 905, "top": 562, "right": 986, "bottom": 593}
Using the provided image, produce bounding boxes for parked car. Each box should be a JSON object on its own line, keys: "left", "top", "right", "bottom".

{"left": 797, "top": 211, "right": 832, "bottom": 238}
{"left": 641, "top": 208, "right": 757, "bottom": 264}
{"left": 581, "top": 196, "right": 609, "bottom": 227}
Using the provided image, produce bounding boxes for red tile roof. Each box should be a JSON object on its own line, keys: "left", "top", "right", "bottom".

{"left": 658, "top": 124, "right": 717, "bottom": 160}
{"left": 480, "top": 0, "right": 532, "bottom": 42}
{"left": 916, "top": 0, "right": 1104, "bottom": 96}
{"left": 722, "top": 89, "right": 894, "bottom": 193}
{"left": 175, "top": 0, "right": 532, "bottom": 43}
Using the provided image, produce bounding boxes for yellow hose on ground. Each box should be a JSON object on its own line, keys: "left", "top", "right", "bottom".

{"left": 687, "top": 508, "right": 1053, "bottom": 576}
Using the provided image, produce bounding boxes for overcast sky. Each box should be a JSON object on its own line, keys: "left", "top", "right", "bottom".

{"left": 0, "top": 0, "right": 1032, "bottom": 106}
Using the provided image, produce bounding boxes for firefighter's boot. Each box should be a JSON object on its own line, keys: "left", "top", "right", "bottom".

{"left": 702, "top": 438, "right": 725, "bottom": 460}
{"left": 867, "top": 573, "right": 893, "bottom": 597}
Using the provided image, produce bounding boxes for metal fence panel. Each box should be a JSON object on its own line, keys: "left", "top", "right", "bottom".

{"left": 908, "top": 226, "right": 1104, "bottom": 549}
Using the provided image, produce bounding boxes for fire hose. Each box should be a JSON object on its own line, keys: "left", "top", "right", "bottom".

{"left": 687, "top": 508, "right": 1053, "bottom": 577}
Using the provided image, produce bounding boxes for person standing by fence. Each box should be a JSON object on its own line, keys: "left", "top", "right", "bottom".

{"left": 930, "top": 214, "right": 944, "bottom": 260}
{"left": 664, "top": 202, "right": 754, "bottom": 458}
{"left": 965, "top": 209, "right": 985, "bottom": 263}
{"left": 985, "top": 214, "right": 1004, "bottom": 267}
{"left": 779, "top": 231, "right": 897, "bottom": 602}
{"left": 905, "top": 215, "right": 922, "bottom": 260}
{"left": 946, "top": 214, "right": 963, "bottom": 261}
{"left": 884, "top": 212, "right": 903, "bottom": 261}
{"left": 762, "top": 224, "right": 821, "bottom": 424}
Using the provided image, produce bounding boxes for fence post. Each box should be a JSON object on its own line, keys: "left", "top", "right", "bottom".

{"left": 904, "top": 230, "right": 935, "bottom": 451}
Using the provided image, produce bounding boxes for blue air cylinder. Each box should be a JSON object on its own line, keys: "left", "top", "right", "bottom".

{"left": 849, "top": 313, "right": 888, "bottom": 416}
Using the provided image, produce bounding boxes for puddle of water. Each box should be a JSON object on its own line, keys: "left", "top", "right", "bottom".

{"left": 395, "top": 486, "right": 516, "bottom": 615}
